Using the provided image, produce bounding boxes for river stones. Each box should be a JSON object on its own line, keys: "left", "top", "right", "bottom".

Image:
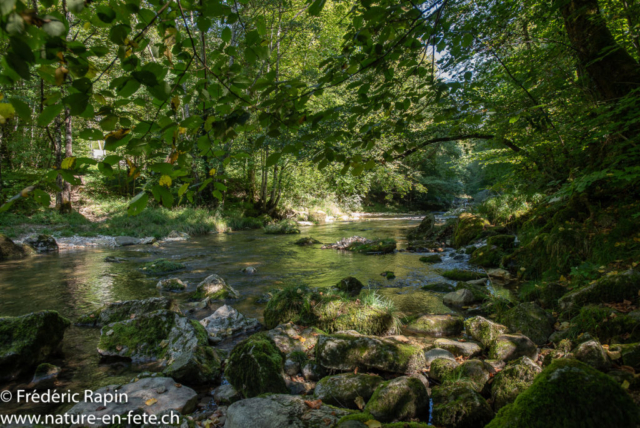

{"left": 316, "top": 332, "right": 426, "bottom": 374}
{"left": 490, "top": 356, "right": 542, "bottom": 410}
{"left": 225, "top": 332, "right": 289, "bottom": 398}
{"left": 429, "top": 358, "right": 459, "bottom": 382}
{"left": 0, "top": 310, "right": 70, "bottom": 381}
{"left": 199, "top": 305, "right": 260, "bottom": 344}
{"left": 77, "top": 297, "right": 180, "bottom": 327}
{"left": 23, "top": 234, "right": 58, "bottom": 253}
{"left": 434, "top": 338, "right": 482, "bottom": 358}
{"left": 464, "top": 316, "right": 508, "bottom": 348}
{"left": 225, "top": 394, "right": 350, "bottom": 428}
{"left": 157, "top": 278, "right": 187, "bottom": 292}
{"left": 114, "top": 236, "right": 141, "bottom": 246}
{"left": 446, "top": 359, "right": 496, "bottom": 392}
{"left": 572, "top": 340, "right": 611, "bottom": 370}
{"left": 98, "top": 310, "right": 221, "bottom": 384}
{"left": 443, "top": 289, "right": 476, "bottom": 306}
{"left": 0, "top": 234, "right": 29, "bottom": 260}
{"left": 66, "top": 377, "right": 197, "bottom": 426}
{"left": 489, "top": 334, "right": 538, "bottom": 362}
{"left": 314, "top": 373, "right": 383, "bottom": 409}
{"left": 486, "top": 359, "right": 640, "bottom": 428}
{"left": 501, "top": 302, "right": 555, "bottom": 345}
{"left": 407, "top": 314, "right": 464, "bottom": 337}
{"left": 194, "top": 274, "right": 240, "bottom": 300}
{"left": 212, "top": 384, "right": 241, "bottom": 405}
{"left": 364, "top": 376, "right": 429, "bottom": 422}
{"left": 432, "top": 381, "right": 493, "bottom": 428}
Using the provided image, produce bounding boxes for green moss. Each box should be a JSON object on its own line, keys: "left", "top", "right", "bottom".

{"left": 348, "top": 239, "right": 397, "bottom": 254}
{"left": 141, "top": 258, "right": 186, "bottom": 275}
{"left": 429, "top": 358, "right": 459, "bottom": 382}
{"left": 381, "top": 271, "right": 396, "bottom": 280}
{"left": 442, "top": 269, "right": 486, "bottom": 281}
{"left": 315, "top": 373, "right": 383, "bottom": 409}
{"left": 431, "top": 381, "right": 493, "bottom": 428}
{"left": 567, "top": 305, "right": 640, "bottom": 344}
{"left": 487, "top": 234, "right": 516, "bottom": 249}
{"left": 98, "top": 312, "right": 176, "bottom": 359}
{"left": 465, "top": 245, "right": 477, "bottom": 254}
{"left": 455, "top": 282, "right": 490, "bottom": 302}
{"left": 364, "top": 377, "right": 428, "bottom": 422}
{"left": 469, "top": 245, "right": 504, "bottom": 268}
{"left": 0, "top": 234, "right": 28, "bottom": 260}
{"left": 294, "top": 237, "right": 321, "bottom": 245}
{"left": 336, "top": 276, "right": 364, "bottom": 296}
{"left": 453, "top": 213, "right": 490, "bottom": 247}
{"left": 491, "top": 357, "right": 541, "bottom": 410}
{"left": 337, "top": 413, "right": 433, "bottom": 428}
{"left": 264, "top": 219, "right": 300, "bottom": 234}
{"left": 225, "top": 332, "right": 289, "bottom": 398}
{"left": 559, "top": 271, "right": 640, "bottom": 312}
{"left": 288, "top": 350, "right": 309, "bottom": 366}
{"left": 419, "top": 255, "right": 442, "bottom": 263}
{"left": 421, "top": 282, "right": 454, "bottom": 292}
{"left": 487, "top": 359, "right": 640, "bottom": 428}
{"left": 518, "top": 281, "right": 567, "bottom": 309}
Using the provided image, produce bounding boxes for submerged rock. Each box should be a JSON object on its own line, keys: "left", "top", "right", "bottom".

{"left": 23, "top": 234, "right": 58, "bottom": 253}
{"left": 322, "top": 236, "right": 397, "bottom": 254}
{"left": 501, "top": 302, "right": 555, "bottom": 346}
{"left": 314, "top": 373, "right": 383, "bottom": 409}
{"left": 194, "top": 274, "right": 240, "bottom": 300}
{"left": 486, "top": 359, "right": 640, "bottom": 428}
{"left": 199, "top": 305, "right": 260, "bottom": 344}
{"left": 432, "top": 381, "right": 493, "bottom": 428}
{"left": 464, "top": 316, "right": 508, "bottom": 348}
{"left": 316, "top": 332, "right": 426, "bottom": 374}
{"left": 0, "top": 310, "right": 70, "bottom": 381}
{"left": 294, "top": 237, "right": 321, "bottom": 246}
{"left": 156, "top": 278, "right": 187, "bottom": 292}
{"left": 406, "top": 314, "right": 464, "bottom": 337}
{"left": 225, "top": 332, "right": 289, "bottom": 398}
{"left": 97, "top": 310, "right": 221, "bottom": 384}
{"left": 225, "top": 394, "right": 350, "bottom": 428}
{"left": 77, "top": 297, "right": 180, "bottom": 327}
{"left": 336, "top": 276, "right": 364, "bottom": 296}
{"left": 490, "top": 356, "right": 542, "bottom": 410}
{"left": 365, "top": 376, "right": 429, "bottom": 422}
{"left": 66, "top": 377, "right": 197, "bottom": 426}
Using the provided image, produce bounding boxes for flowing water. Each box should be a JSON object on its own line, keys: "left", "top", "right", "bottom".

{"left": 0, "top": 215, "right": 512, "bottom": 415}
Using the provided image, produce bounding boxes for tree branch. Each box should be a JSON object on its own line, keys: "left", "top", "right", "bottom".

{"left": 393, "top": 133, "right": 522, "bottom": 159}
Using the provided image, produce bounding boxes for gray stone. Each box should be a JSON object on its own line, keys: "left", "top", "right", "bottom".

{"left": 284, "top": 359, "right": 301, "bottom": 376}
{"left": 432, "top": 381, "right": 493, "bottom": 428}
{"left": 424, "top": 348, "right": 456, "bottom": 365}
{"left": 212, "top": 383, "right": 241, "bottom": 405}
{"left": 114, "top": 236, "right": 140, "bottom": 246}
{"left": 443, "top": 289, "right": 476, "bottom": 306}
{"left": 448, "top": 359, "right": 496, "bottom": 391}
{"left": 23, "top": 234, "right": 58, "bottom": 253}
{"left": 195, "top": 274, "right": 240, "bottom": 300}
{"left": 76, "top": 297, "right": 179, "bottom": 327}
{"left": 265, "top": 323, "right": 322, "bottom": 355}
{"left": 314, "top": 373, "right": 383, "bottom": 409}
{"left": 365, "top": 376, "right": 429, "bottom": 422}
{"left": 434, "top": 338, "right": 482, "bottom": 358}
{"left": 406, "top": 314, "right": 464, "bottom": 337}
{"left": 491, "top": 356, "right": 542, "bottom": 410}
{"left": 199, "top": 305, "right": 260, "bottom": 344}
{"left": 489, "top": 334, "right": 539, "bottom": 362}
{"left": 573, "top": 340, "right": 611, "bottom": 370}
{"left": 302, "top": 362, "right": 326, "bottom": 382}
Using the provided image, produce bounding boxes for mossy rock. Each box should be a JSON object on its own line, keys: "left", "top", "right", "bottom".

{"left": 421, "top": 282, "right": 455, "bottom": 293}
{"left": 567, "top": 305, "right": 640, "bottom": 344}
{"left": 490, "top": 356, "right": 542, "bottom": 410}
{"left": 263, "top": 286, "right": 398, "bottom": 336}
{"left": 464, "top": 245, "right": 477, "bottom": 255}
{"left": 486, "top": 359, "right": 640, "bottom": 428}
{"left": 453, "top": 213, "right": 490, "bottom": 247}
{"left": 23, "top": 234, "right": 59, "bottom": 253}
{"left": 500, "top": 302, "right": 555, "bottom": 346}
{"left": 225, "top": 332, "right": 289, "bottom": 398}
{"left": 609, "top": 342, "right": 640, "bottom": 369}
{"left": 431, "top": 381, "right": 493, "bottom": 428}
{"left": 141, "top": 258, "right": 186, "bottom": 275}
{"left": 444, "top": 359, "right": 495, "bottom": 392}
{"left": 558, "top": 270, "right": 640, "bottom": 312}
{"left": 157, "top": 278, "right": 188, "bottom": 292}
{"left": 464, "top": 316, "right": 508, "bottom": 348}
{"left": 442, "top": 269, "right": 486, "bottom": 281}
{"left": 419, "top": 254, "right": 442, "bottom": 263}
{"left": 406, "top": 314, "right": 464, "bottom": 337}
{"left": 77, "top": 297, "right": 179, "bottom": 327}
{"left": 429, "top": 357, "right": 459, "bottom": 382}
{"left": 381, "top": 271, "right": 396, "bottom": 280}
{"left": 0, "top": 311, "right": 70, "bottom": 381}
{"left": 469, "top": 245, "right": 503, "bottom": 268}
{"left": 348, "top": 239, "right": 397, "bottom": 254}
{"left": 0, "top": 234, "right": 28, "bottom": 261}
{"left": 455, "top": 282, "right": 490, "bottom": 302}
{"left": 264, "top": 220, "right": 301, "bottom": 234}
{"left": 294, "top": 237, "right": 321, "bottom": 246}
{"left": 336, "top": 276, "right": 364, "bottom": 296}
{"left": 408, "top": 214, "right": 436, "bottom": 239}
{"left": 193, "top": 274, "right": 240, "bottom": 300}
{"left": 487, "top": 234, "right": 516, "bottom": 250}
{"left": 364, "top": 376, "right": 429, "bottom": 422}
{"left": 489, "top": 334, "right": 538, "bottom": 362}
{"left": 336, "top": 413, "right": 432, "bottom": 428}
{"left": 518, "top": 281, "right": 567, "bottom": 309}
{"left": 314, "top": 373, "right": 383, "bottom": 409}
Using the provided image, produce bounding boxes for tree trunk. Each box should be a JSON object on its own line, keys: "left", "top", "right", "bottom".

{"left": 54, "top": 116, "right": 64, "bottom": 209}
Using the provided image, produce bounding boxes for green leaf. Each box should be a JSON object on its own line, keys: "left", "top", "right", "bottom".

{"left": 37, "top": 103, "right": 64, "bottom": 127}
{"left": 128, "top": 192, "right": 149, "bottom": 216}
{"left": 63, "top": 93, "right": 89, "bottom": 115}
{"left": 462, "top": 33, "right": 474, "bottom": 48}
{"left": 10, "top": 98, "right": 31, "bottom": 121}
{"left": 308, "top": 0, "right": 326, "bottom": 16}
{"left": 178, "top": 182, "right": 189, "bottom": 197}
{"left": 212, "top": 190, "right": 223, "bottom": 200}
{"left": 109, "top": 25, "right": 130, "bottom": 45}
{"left": 132, "top": 70, "right": 159, "bottom": 87}
{"left": 221, "top": 27, "right": 232, "bottom": 43}
{"left": 117, "top": 78, "right": 141, "bottom": 98}
{"left": 351, "top": 163, "right": 364, "bottom": 176}
{"left": 43, "top": 18, "right": 66, "bottom": 37}
{"left": 149, "top": 163, "right": 174, "bottom": 174}
{"left": 32, "top": 189, "right": 51, "bottom": 207}
{"left": 97, "top": 6, "right": 116, "bottom": 23}
{"left": 0, "top": 0, "right": 17, "bottom": 16}
{"left": 68, "top": 0, "right": 84, "bottom": 13}
{"left": 80, "top": 129, "right": 104, "bottom": 140}
{"left": 265, "top": 152, "right": 281, "bottom": 167}
{"left": 213, "top": 182, "right": 227, "bottom": 191}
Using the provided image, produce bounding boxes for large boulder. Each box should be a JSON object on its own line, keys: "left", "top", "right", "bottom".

{"left": 446, "top": 360, "right": 496, "bottom": 392}
{"left": 464, "top": 316, "right": 508, "bottom": 348}
{"left": 66, "top": 377, "right": 198, "bottom": 427}
{"left": 194, "top": 274, "right": 240, "bottom": 300}
{"left": 336, "top": 277, "right": 364, "bottom": 296}
{"left": 314, "top": 373, "right": 383, "bottom": 409}
{"left": 316, "top": 332, "right": 426, "bottom": 374}
{"left": 424, "top": 348, "right": 457, "bottom": 365}
{"left": 469, "top": 245, "right": 503, "bottom": 268}
{"left": 97, "top": 310, "right": 221, "bottom": 384}
{"left": 572, "top": 340, "right": 611, "bottom": 370}
{"left": 501, "top": 302, "right": 555, "bottom": 346}
{"left": 453, "top": 213, "right": 490, "bottom": 247}
{"left": 558, "top": 270, "right": 640, "bottom": 311}
{"left": 77, "top": 297, "right": 180, "bottom": 327}
{"left": 487, "top": 359, "right": 640, "bottom": 428}
{"left": 429, "top": 358, "right": 460, "bottom": 382}
{"left": 0, "top": 234, "right": 28, "bottom": 260}
{"left": 364, "top": 376, "right": 429, "bottom": 422}
{"left": 609, "top": 342, "right": 640, "bottom": 369}
{"left": 490, "top": 356, "right": 542, "bottom": 410}
{"left": 199, "top": 305, "right": 260, "bottom": 344}
{"left": 431, "top": 381, "right": 493, "bottom": 428}
{"left": 0, "top": 311, "right": 70, "bottom": 381}
{"left": 265, "top": 323, "right": 323, "bottom": 355}
{"left": 225, "top": 332, "right": 289, "bottom": 398}
{"left": 225, "top": 394, "right": 350, "bottom": 428}
{"left": 406, "top": 314, "right": 464, "bottom": 337}
{"left": 23, "top": 234, "right": 58, "bottom": 253}
{"left": 489, "top": 334, "right": 538, "bottom": 362}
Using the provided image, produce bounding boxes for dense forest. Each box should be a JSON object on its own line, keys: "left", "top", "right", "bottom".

{"left": 1, "top": 0, "right": 640, "bottom": 426}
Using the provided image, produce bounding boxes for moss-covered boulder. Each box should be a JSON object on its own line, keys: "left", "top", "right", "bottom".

{"left": 409, "top": 214, "right": 436, "bottom": 239}
{"left": 490, "top": 356, "right": 542, "bottom": 410}
{"left": 156, "top": 278, "right": 187, "bottom": 292}
{"left": 316, "top": 332, "right": 426, "bottom": 374}
{"left": 0, "top": 311, "right": 70, "bottom": 381}
{"left": 572, "top": 340, "right": 611, "bottom": 370}
{"left": 454, "top": 282, "right": 490, "bottom": 302}
{"left": 486, "top": 359, "right": 640, "bottom": 428}
{"left": 609, "top": 342, "right": 640, "bottom": 369}
{"left": 489, "top": 334, "right": 538, "bottom": 362}
{"left": 445, "top": 359, "right": 496, "bottom": 392}
{"left": 97, "top": 310, "right": 221, "bottom": 384}
{"left": 487, "top": 234, "right": 516, "bottom": 249}
{"left": 428, "top": 357, "right": 459, "bottom": 382}
{"left": 421, "top": 282, "right": 455, "bottom": 293}
{"left": 464, "top": 316, "right": 508, "bottom": 348}
{"left": 443, "top": 289, "right": 476, "bottom": 306}
{"left": 442, "top": 269, "right": 486, "bottom": 281}
{"left": 500, "top": 302, "right": 555, "bottom": 346}
{"left": 419, "top": 254, "right": 442, "bottom": 263}
{"left": 453, "top": 213, "right": 490, "bottom": 247}
{"left": 314, "top": 373, "right": 384, "bottom": 409}
{"left": 194, "top": 274, "right": 240, "bottom": 300}
{"left": 140, "top": 258, "right": 186, "bottom": 275}
{"left": 558, "top": 270, "right": 640, "bottom": 312}
{"left": 433, "top": 339, "right": 482, "bottom": 358}
{"left": 406, "top": 314, "right": 464, "bottom": 337}
{"left": 263, "top": 286, "right": 399, "bottom": 336}
{"left": 336, "top": 276, "right": 364, "bottom": 296}
{"left": 348, "top": 239, "right": 397, "bottom": 254}
{"left": 23, "top": 234, "right": 59, "bottom": 253}
{"left": 0, "top": 234, "right": 28, "bottom": 260}
{"left": 364, "top": 376, "right": 429, "bottom": 423}
{"left": 76, "top": 297, "right": 180, "bottom": 327}
{"left": 294, "top": 237, "right": 321, "bottom": 246}
{"left": 265, "top": 323, "right": 323, "bottom": 355}
{"left": 431, "top": 381, "right": 493, "bottom": 428}
{"left": 567, "top": 305, "right": 640, "bottom": 343}
{"left": 469, "top": 245, "right": 503, "bottom": 268}
{"left": 225, "top": 332, "right": 289, "bottom": 398}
